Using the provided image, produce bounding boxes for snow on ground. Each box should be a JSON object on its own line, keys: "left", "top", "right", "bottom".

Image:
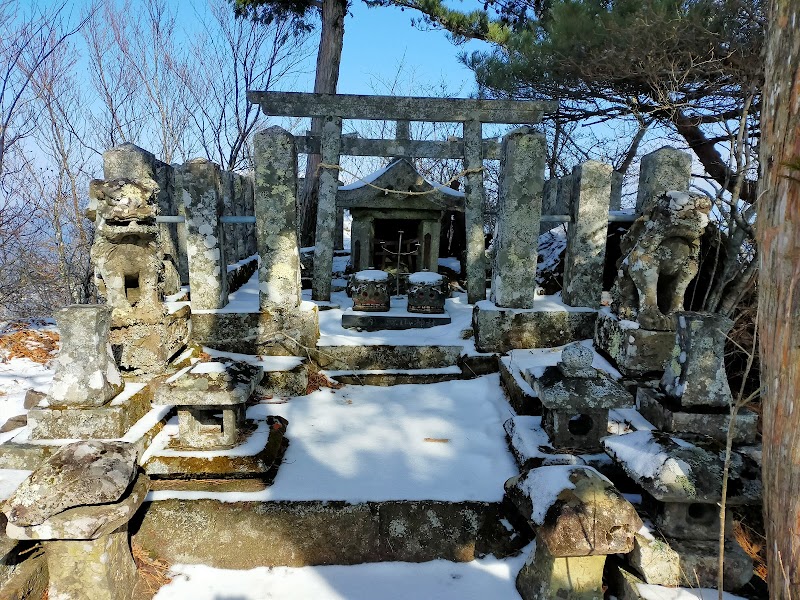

{"left": 148, "top": 374, "right": 517, "bottom": 503}
{"left": 154, "top": 548, "right": 530, "bottom": 600}
{"left": 636, "top": 585, "right": 746, "bottom": 600}
{"left": 0, "top": 357, "right": 53, "bottom": 442}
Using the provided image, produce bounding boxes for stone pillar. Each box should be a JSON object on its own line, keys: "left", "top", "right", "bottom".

{"left": 244, "top": 177, "right": 258, "bottom": 258}
{"left": 334, "top": 207, "right": 345, "bottom": 251}
{"left": 555, "top": 174, "right": 573, "bottom": 219}
{"left": 102, "top": 142, "right": 156, "bottom": 180}
{"left": 312, "top": 116, "right": 343, "bottom": 301}
{"left": 562, "top": 160, "right": 613, "bottom": 308}
{"left": 661, "top": 311, "right": 734, "bottom": 408}
{"left": 418, "top": 219, "right": 441, "bottom": 272}
{"left": 221, "top": 170, "right": 237, "bottom": 268}
{"left": 173, "top": 167, "right": 190, "bottom": 285}
{"left": 181, "top": 158, "right": 228, "bottom": 310}
{"left": 233, "top": 174, "right": 249, "bottom": 262}
{"left": 491, "top": 128, "right": 545, "bottom": 309}
{"left": 48, "top": 305, "right": 123, "bottom": 407}
{"left": 254, "top": 127, "right": 302, "bottom": 311}
{"left": 540, "top": 178, "right": 558, "bottom": 234}
{"left": 463, "top": 119, "right": 486, "bottom": 304}
{"left": 610, "top": 170, "right": 624, "bottom": 211}
{"left": 351, "top": 216, "right": 373, "bottom": 271}
{"left": 635, "top": 147, "right": 692, "bottom": 213}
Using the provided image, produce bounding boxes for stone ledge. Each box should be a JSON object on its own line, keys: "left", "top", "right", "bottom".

{"left": 341, "top": 312, "right": 451, "bottom": 331}
{"left": 473, "top": 303, "right": 597, "bottom": 353}
{"left": 594, "top": 311, "right": 673, "bottom": 376}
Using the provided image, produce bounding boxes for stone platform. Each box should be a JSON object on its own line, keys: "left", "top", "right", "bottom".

{"left": 473, "top": 299, "right": 596, "bottom": 354}
{"left": 594, "top": 310, "right": 674, "bottom": 376}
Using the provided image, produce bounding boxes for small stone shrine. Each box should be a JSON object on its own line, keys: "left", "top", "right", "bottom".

{"left": 349, "top": 270, "right": 391, "bottom": 312}
{"left": 531, "top": 343, "right": 633, "bottom": 451}
{"left": 595, "top": 189, "right": 711, "bottom": 376}
{"left": 637, "top": 311, "right": 759, "bottom": 443}
{"left": 3, "top": 441, "right": 148, "bottom": 600}
{"left": 339, "top": 158, "right": 463, "bottom": 274}
{"left": 506, "top": 465, "right": 641, "bottom": 600}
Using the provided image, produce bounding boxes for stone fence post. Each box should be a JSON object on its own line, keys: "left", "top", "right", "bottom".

{"left": 635, "top": 147, "right": 692, "bottom": 213}
{"left": 181, "top": 159, "right": 228, "bottom": 310}
{"left": 254, "top": 127, "right": 302, "bottom": 311}
{"left": 491, "top": 128, "right": 545, "bottom": 309}
{"left": 562, "top": 160, "right": 613, "bottom": 308}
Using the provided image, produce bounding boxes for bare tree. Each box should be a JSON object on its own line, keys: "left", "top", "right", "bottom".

{"left": 178, "top": 0, "right": 311, "bottom": 171}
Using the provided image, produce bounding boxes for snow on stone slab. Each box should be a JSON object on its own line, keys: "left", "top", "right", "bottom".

{"left": 354, "top": 269, "right": 389, "bottom": 282}
{"left": 437, "top": 257, "right": 461, "bottom": 274}
{"left": 408, "top": 271, "right": 444, "bottom": 285}
{"left": 153, "top": 548, "right": 529, "bottom": 600}
{"left": 0, "top": 356, "right": 54, "bottom": 434}
{"left": 203, "top": 347, "right": 305, "bottom": 372}
{"left": 516, "top": 465, "right": 610, "bottom": 525}
{"left": 0, "top": 469, "right": 32, "bottom": 501}
{"left": 147, "top": 375, "right": 517, "bottom": 503}
{"left": 505, "top": 340, "right": 621, "bottom": 381}
{"left": 637, "top": 584, "right": 746, "bottom": 600}
{"left": 190, "top": 361, "right": 230, "bottom": 374}
{"left": 603, "top": 430, "right": 693, "bottom": 485}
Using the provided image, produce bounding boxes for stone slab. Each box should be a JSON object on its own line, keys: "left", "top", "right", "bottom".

{"left": 144, "top": 416, "right": 288, "bottom": 479}
{"left": 133, "top": 498, "right": 511, "bottom": 568}
{"left": 499, "top": 358, "right": 542, "bottom": 416}
{"left": 473, "top": 302, "right": 597, "bottom": 354}
{"left": 154, "top": 361, "right": 263, "bottom": 407}
{"left": 636, "top": 388, "right": 758, "bottom": 444}
{"left": 190, "top": 307, "right": 319, "bottom": 356}
{"left": 594, "top": 311, "right": 673, "bottom": 376}
{"left": 341, "top": 313, "right": 452, "bottom": 331}
{"left": 27, "top": 383, "right": 152, "bottom": 440}
{"left": 260, "top": 362, "right": 309, "bottom": 397}
{"left": 311, "top": 345, "right": 463, "bottom": 371}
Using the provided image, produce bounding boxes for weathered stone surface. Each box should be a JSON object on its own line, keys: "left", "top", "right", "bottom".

{"left": 594, "top": 310, "right": 674, "bottom": 376}
{"left": 341, "top": 313, "right": 451, "bottom": 331}
{"left": 350, "top": 270, "right": 390, "bottom": 312}
{"left": 516, "top": 542, "right": 606, "bottom": 600}
{"left": 47, "top": 305, "right": 123, "bottom": 408}
{"left": 154, "top": 361, "right": 263, "bottom": 407}
{"left": 535, "top": 368, "right": 633, "bottom": 412}
{"left": 611, "top": 191, "right": 711, "bottom": 330}
{"left": 312, "top": 116, "right": 343, "bottom": 301}
{"left": 310, "top": 344, "right": 462, "bottom": 371}
{"left": 635, "top": 147, "right": 692, "bottom": 213}
{"left": 190, "top": 307, "right": 319, "bottom": 356}
{"left": 660, "top": 311, "right": 734, "bottom": 408}
{"left": 647, "top": 498, "right": 732, "bottom": 542}
{"left": 636, "top": 388, "right": 758, "bottom": 444}
{"left": 110, "top": 305, "right": 190, "bottom": 374}
{"left": 464, "top": 119, "right": 487, "bottom": 304}
{"left": 259, "top": 362, "right": 309, "bottom": 397}
{"left": 628, "top": 532, "right": 753, "bottom": 590}
{"left": 28, "top": 382, "right": 152, "bottom": 440}
{"left": 254, "top": 127, "right": 302, "bottom": 311}
{"left": 603, "top": 431, "right": 761, "bottom": 504}
{"left": 181, "top": 158, "right": 228, "bottom": 310}
{"left": 46, "top": 527, "right": 137, "bottom": 600}
{"left": 4, "top": 441, "right": 137, "bottom": 528}
{"left": 491, "top": 128, "right": 545, "bottom": 309}
{"left": 89, "top": 177, "right": 165, "bottom": 325}
{"left": 562, "top": 161, "right": 613, "bottom": 308}
{"left": 6, "top": 474, "right": 148, "bottom": 541}
{"left": 557, "top": 342, "right": 596, "bottom": 378}
{"left": 506, "top": 465, "right": 641, "bottom": 556}
{"left": 473, "top": 301, "right": 597, "bottom": 353}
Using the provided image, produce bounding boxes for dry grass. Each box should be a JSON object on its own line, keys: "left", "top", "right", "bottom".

{"left": 0, "top": 326, "right": 59, "bottom": 364}
{"left": 132, "top": 541, "right": 172, "bottom": 594}
{"left": 734, "top": 519, "right": 768, "bottom": 581}
{"left": 305, "top": 367, "right": 343, "bottom": 395}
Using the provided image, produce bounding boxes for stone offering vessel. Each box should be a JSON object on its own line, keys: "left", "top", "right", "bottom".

{"left": 350, "top": 270, "right": 391, "bottom": 312}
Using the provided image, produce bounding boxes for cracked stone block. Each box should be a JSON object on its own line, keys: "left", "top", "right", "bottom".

{"left": 47, "top": 305, "right": 124, "bottom": 408}
{"left": 660, "top": 311, "right": 734, "bottom": 408}
{"left": 646, "top": 497, "right": 733, "bottom": 542}
{"left": 594, "top": 310, "right": 674, "bottom": 376}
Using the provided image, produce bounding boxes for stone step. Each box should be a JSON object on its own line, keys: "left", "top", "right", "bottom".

{"left": 133, "top": 489, "right": 522, "bottom": 568}
{"left": 310, "top": 344, "right": 465, "bottom": 371}
{"left": 325, "top": 366, "right": 465, "bottom": 386}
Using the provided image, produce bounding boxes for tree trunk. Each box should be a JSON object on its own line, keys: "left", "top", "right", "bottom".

{"left": 757, "top": 1, "right": 800, "bottom": 598}
{"left": 299, "top": 0, "right": 346, "bottom": 247}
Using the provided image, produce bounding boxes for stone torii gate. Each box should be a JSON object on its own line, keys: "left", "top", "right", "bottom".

{"left": 247, "top": 91, "right": 555, "bottom": 303}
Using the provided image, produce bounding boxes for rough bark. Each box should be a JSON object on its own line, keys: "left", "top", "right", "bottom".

{"left": 299, "top": 0, "right": 346, "bottom": 247}
{"left": 757, "top": 1, "right": 800, "bottom": 597}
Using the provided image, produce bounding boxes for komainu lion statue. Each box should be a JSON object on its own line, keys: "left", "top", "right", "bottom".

{"left": 611, "top": 191, "right": 711, "bottom": 330}
{"left": 89, "top": 178, "right": 166, "bottom": 323}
